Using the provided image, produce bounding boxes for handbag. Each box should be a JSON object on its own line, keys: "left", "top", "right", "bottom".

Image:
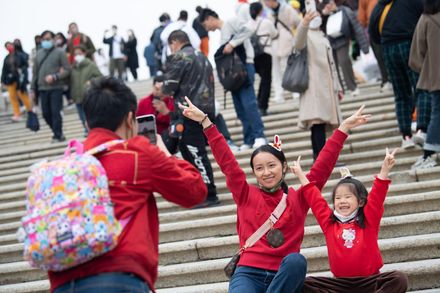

{"left": 224, "top": 193, "right": 288, "bottom": 279}
{"left": 282, "top": 47, "right": 308, "bottom": 93}
{"left": 326, "top": 10, "right": 344, "bottom": 38}
{"left": 26, "top": 111, "right": 40, "bottom": 132}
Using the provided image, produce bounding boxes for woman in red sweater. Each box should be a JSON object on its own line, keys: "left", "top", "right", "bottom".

{"left": 291, "top": 149, "right": 408, "bottom": 292}
{"left": 179, "top": 97, "right": 370, "bottom": 292}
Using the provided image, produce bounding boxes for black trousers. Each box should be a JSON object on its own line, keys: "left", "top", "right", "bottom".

{"left": 128, "top": 66, "right": 138, "bottom": 80}
{"left": 370, "top": 40, "right": 389, "bottom": 84}
{"left": 40, "top": 89, "right": 64, "bottom": 139}
{"left": 162, "top": 120, "right": 218, "bottom": 201}
{"left": 311, "top": 123, "right": 326, "bottom": 161}
{"left": 215, "top": 113, "right": 231, "bottom": 141}
{"left": 254, "top": 53, "right": 272, "bottom": 111}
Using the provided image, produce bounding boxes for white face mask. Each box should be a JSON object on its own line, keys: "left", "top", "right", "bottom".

{"left": 309, "top": 16, "right": 322, "bottom": 30}
{"left": 74, "top": 55, "right": 85, "bottom": 63}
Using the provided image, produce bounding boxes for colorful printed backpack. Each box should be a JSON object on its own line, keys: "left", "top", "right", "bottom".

{"left": 17, "top": 139, "right": 127, "bottom": 272}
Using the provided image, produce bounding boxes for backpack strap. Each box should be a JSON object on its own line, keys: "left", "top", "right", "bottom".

{"left": 64, "top": 139, "right": 124, "bottom": 157}
{"left": 85, "top": 139, "right": 125, "bottom": 156}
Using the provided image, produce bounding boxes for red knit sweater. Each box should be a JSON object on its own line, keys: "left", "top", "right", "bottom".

{"left": 48, "top": 128, "right": 207, "bottom": 292}
{"left": 204, "top": 126, "right": 347, "bottom": 271}
{"left": 301, "top": 177, "right": 391, "bottom": 277}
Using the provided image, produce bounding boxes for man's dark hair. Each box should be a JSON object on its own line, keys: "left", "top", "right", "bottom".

{"left": 167, "top": 30, "right": 190, "bottom": 45}
{"left": 199, "top": 8, "right": 219, "bottom": 23}
{"left": 112, "top": 25, "right": 118, "bottom": 30}
{"left": 423, "top": 0, "right": 440, "bottom": 14}
{"left": 250, "top": 2, "right": 263, "bottom": 20}
{"left": 153, "top": 75, "right": 165, "bottom": 84}
{"left": 4, "top": 42, "right": 12, "bottom": 48}
{"left": 41, "top": 30, "right": 55, "bottom": 38}
{"left": 159, "top": 13, "right": 171, "bottom": 22}
{"left": 83, "top": 77, "right": 138, "bottom": 132}
{"left": 178, "top": 10, "right": 188, "bottom": 21}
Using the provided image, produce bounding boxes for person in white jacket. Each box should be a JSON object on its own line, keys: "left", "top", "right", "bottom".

{"left": 264, "top": 0, "right": 301, "bottom": 103}
{"left": 160, "top": 10, "right": 201, "bottom": 64}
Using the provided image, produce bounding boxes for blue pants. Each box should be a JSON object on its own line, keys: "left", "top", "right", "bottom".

{"left": 229, "top": 253, "right": 307, "bottom": 293}
{"left": 75, "top": 103, "right": 88, "bottom": 135}
{"left": 54, "top": 272, "right": 150, "bottom": 293}
{"left": 40, "top": 89, "right": 64, "bottom": 139}
{"left": 232, "top": 63, "right": 265, "bottom": 145}
{"left": 425, "top": 91, "right": 440, "bottom": 152}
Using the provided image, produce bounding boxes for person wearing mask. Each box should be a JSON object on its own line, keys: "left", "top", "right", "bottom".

{"left": 161, "top": 30, "right": 219, "bottom": 208}
{"left": 193, "top": 6, "right": 210, "bottom": 57}
{"left": 150, "top": 13, "right": 171, "bottom": 73}
{"left": 31, "top": 30, "right": 71, "bottom": 143}
{"left": 370, "top": 0, "right": 431, "bottom": 150}
{"left": 124, "top": 29, "right": 139, "bottom": 81}
{"left": 200, "top": 8, "right": 267, "bottom": 151}
{"left": 103, "top": 25, "right": 126, "bottom": 80}
{"left": 293, "top": 10, "right": 343, "bottom": 161}
{"left": 55, "top": 33, "right": 67, "bottom": 49}
{"left": 70, "top": 45, "right": 102, "bottom": 136}
{"left": 321, "top": 0, "right": 369, "bottom": 97}
{"left": 409, "top": 0, "right": 440, "bottom": 170}
{"left": 249, "top": 2, "right": 279, "bottom": 116}
{"left": 160, "top": 10, "right": 201, "bottom": 65}
{"left": 1, "top": 42, "right": 33, "bottom": 122}
{"left": 66, "top": 22, "right": 96, "bottom": 64}
{"left": 48, "top": 77, "right": 207, "bottom": 293}
{"left": 264, "top": 0, "right": 301, "bottom": 103}
{"left": 13, "top": 39, "right": 29, "bottom": 62}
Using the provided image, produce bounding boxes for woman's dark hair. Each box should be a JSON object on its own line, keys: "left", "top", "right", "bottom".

{"left": 179, "top": 10, "right": 188, "bottom": 21}
{"left": 73, "top": 45, "right": 87, "bottom": 53}
{"left": 55, "top": 32, "right": 67, "bottom": 46}
{"left": 83, "top": 77, "right": 138, "bottom": 132}
{"left": 250, "top": 2, "right": 263, "bottom": 20}
{"left": 250, "top": 145, "right": 289, "bottom": 193}
{"left": 423, "top": 0, "right": 440, "bottom": 14}
{"left": 331, "top": 177, "right": 369, "bottom": 228}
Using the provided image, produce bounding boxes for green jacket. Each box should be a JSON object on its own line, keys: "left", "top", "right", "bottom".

{"left": 70, "top": 58, "right": 102, "bottom": 104}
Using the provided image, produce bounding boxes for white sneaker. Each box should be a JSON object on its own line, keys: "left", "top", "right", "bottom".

{"left": 401, "top": 136, "right": 415, "bottom": 149}
{"left": 227, "top": 140, "right": 239, "bottom": 152}
{"left": 380, "top": 82, "right": 393, "bottom": 92}
{"left": 411, "top": 121, "right": 417, "bottom": 132}
{"left": 252, "top": 137, "right": 267, "bottom": 149}
{"left": 239, "top": 144, "right": 252, "bottom": 152}
{"left": 412, "top": 130, "right": 426, "bottom": 147}
{"left": 273, "top": 95, "right": 285, "bottom": 103}
{"left": 350, "top": 88, "right": 360, "bottom": 98}
{"left": 411, "top": 155, "right": 437, "bottom": 170}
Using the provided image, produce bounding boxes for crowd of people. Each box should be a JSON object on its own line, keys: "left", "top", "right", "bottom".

{"left": 2, "top": 0, "right": 440, "bottom": 292}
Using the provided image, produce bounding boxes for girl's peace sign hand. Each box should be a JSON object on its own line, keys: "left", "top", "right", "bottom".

{"left": 379, "top": 147, "right": 399, "bottom": 180}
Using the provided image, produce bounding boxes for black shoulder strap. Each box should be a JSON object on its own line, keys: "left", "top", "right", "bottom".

{"left": 274, "top": 13, "right": 294, "bottom": 36}
{"left": 36, "top": 48, "right": 54, "bottom": 73}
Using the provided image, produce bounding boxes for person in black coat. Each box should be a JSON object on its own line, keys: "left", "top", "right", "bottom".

{"left": 125, "top": 29, "right": 139, "bottom": 80}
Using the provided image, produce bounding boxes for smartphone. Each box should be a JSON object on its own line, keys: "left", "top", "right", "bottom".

{"left": 137, "top": 114, "right": 157, "bottom": 145}
{"left": 305, "top": 0, "right": 317, "bottom": 12}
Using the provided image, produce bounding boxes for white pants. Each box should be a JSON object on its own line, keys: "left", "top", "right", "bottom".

{"left": 272, "top": 55, "right": 289, "bottom": 101}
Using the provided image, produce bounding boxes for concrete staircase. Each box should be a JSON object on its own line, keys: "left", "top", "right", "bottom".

{"left": 0, "top": 79, "right": 439, "bottom": 292}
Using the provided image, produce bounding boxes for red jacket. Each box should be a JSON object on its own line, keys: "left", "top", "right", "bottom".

{"left": 301, "top": 177, "right": 391, "bottom": 277}
{"left": 136, "top": 94, "right": 174, "bottom": 134}
{"left": 48, "top": 128, "right": 207, "bottom": 291}
{"left": 204, "top": 126, "right": 347, "bottom": 271}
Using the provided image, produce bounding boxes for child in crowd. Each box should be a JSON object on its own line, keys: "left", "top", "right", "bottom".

{"left": 179, "top": 96, "right": 370, "bottom": 292}
{"left": 290, "top": 149, "right": 408, "bottom": 292}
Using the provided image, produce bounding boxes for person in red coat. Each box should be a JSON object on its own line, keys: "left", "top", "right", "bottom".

{"left": 48, "top": 77, "right": 207, "bottom": 293}
{"left": 179, "top": 96, "right": 371, "bottom": 292}
{"left": 136, "top": 75, "right": 174, "bottom": 135}
{"left": 291, "top": 149, "right": 408, "bottom": 292}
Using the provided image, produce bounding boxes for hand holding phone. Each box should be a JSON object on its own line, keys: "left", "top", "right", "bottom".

{"left": 137, "top": 114, "right": 157, "bottom": 144}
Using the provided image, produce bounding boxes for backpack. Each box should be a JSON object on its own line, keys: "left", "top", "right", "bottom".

{"left": 17, "top": 139, "right": 127, "bottom": 272}
{"left": 250, "top": 20, "right": 270, "bottom": 58}
{"left": 214, "top": 44, "right": 248, "bottom": 93}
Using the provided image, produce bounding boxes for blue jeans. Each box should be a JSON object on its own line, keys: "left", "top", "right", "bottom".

{"left": 425, "top": 91, "right": 440, "bottom": 152}
{"left": 232, "top": 63, "right": 265, "bottom": 145}
{"left": 75, "top": 103, "right": 88, "bottom": 134}
{"left": 229, "top": 253, "right": 307, "bottom": 293}
{"left": 54, "top": 272, "right": 149, "bottom": 293}
{"left": 40, "top": 89, "right": 64, "bottom": 139}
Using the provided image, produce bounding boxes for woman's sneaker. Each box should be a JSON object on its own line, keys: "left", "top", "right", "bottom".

{"left": 412, "top": 130, "right": 426, "bottom": 147}
{"left": 411, "top": 155, "right": 437, "bottom": 170}
{"left": 401, "top": 136, "right": 415, "bottom": 149}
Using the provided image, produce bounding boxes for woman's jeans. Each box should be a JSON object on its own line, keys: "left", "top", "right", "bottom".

{"left": 54, "top": 272, "right": 150, "bottom": 293}
{"left": 425, "top": 91, "right": 440, "bottom": 152}
{"left": 229, "top": 253, "right": 307, "bottom": 293}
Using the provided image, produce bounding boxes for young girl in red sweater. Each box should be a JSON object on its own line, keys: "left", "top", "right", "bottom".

{"left": 291, "top": 149, "right": 408, "bottom": 292}
{"left": 179, "top": 97, "right": 370, "bottom": 292}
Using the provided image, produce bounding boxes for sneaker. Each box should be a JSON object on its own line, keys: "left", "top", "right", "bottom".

{"left": 380, "top": 82, "right": 393, "bottom": 92}
{"left": 252, "top": 137, "right": 267, "bottom": 149}
{"left": 227, "top": 140, "right": 239, "bottom": 152}
{"left": 51, "top": 135, "right": 66, "bottom": 143}
{"left": 273, "top": 95, "right": 285, "bottom": 103}
{"left": 412, "top": 130, "right": 426, "bottom": 147}
{"left": 350, "top": 88, "right": 360, "bottom": 98}
{"left": 411, "top": 121, "right": 417, "bottom": 132}
{"left": 411, "top": 155, "right": 437, "bottom": 170}
{"left": 11, "top": 116, "right": 22, "bottom": 122}
{"left": 239, "top": 144, "right": 252, "bottom": 152}
{"left": 401, "top": 136, "right": 415, "bottom": 149}
{"left": 192, "top": 198, "right": 221, "bottom": 209}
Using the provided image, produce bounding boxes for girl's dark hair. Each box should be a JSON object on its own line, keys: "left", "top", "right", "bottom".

{"left": 55, "top": 32, "right": 67, "bottom": 46}
{"left": 250, "top": 145, "right": 288, "bottom": 194}
{"left": 331, "top": 177, "right": 368, "bottom": 228}
{"left": 423, "top": 0, "right": 440, "bottom": 14}
{"left": 250, "top": 2, "right": 263, "bottom": 20}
